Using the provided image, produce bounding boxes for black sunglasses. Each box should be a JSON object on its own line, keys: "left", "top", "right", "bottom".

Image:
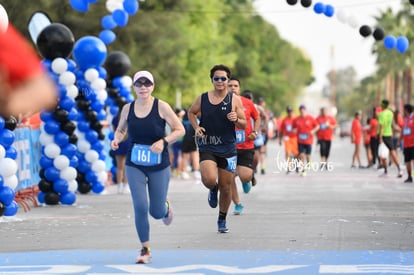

{"left": 212, "top": 76, "right": 228, "bottom": 82}
{"left": 134, "top": 80, "right": 153, "bottom": 88}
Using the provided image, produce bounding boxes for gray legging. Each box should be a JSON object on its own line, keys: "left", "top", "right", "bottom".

{"left": 126, "top": 165, "right": 170, "bottom": 243}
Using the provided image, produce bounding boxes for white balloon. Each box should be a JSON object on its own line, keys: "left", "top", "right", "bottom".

{"left": 44, "top": 143, "right": 61, "bottom": 159}
{"left": 0, "top": 158, "right": 17, "bottom": 177}
{"left": 92, "top": 160, "right": 106, "bottom": 172}
{"left": 68, "top": 180, "right": 78, "bottom": 192}
{"left": 4, "top": 175, "right": 18, "bottom": 190}
{"left": 0, "top": 4, "right": 9, "bottom": 34}
{"left": 84, "top": 68, "right": 99, "bottom": 82}
{"left": 51, "top": 58, "right": 68, "bottom": 74}
{"left": 96, "top": 89, "right": 108, "bottom": 102}
{"left": 77, "top": 140, "right": 91, "bottom": 153}
{"left": 85, "top": 150, "right": 99, "bottom": 163}
{"left": 0, "top": 145, "right": 5, "bottom": 160}
{"left": 121, "top": 76, "right": 133, "bottom": 87}
{"left": 53, "top": 155, "right": 70, "bottom": 170}
{"left": 66, "top": 84, "right": 79, "bottom": 99}
{"left": 39, "top": 132, "right": 54, "bottom": 146}
{"left": 347, "top": 15, "right": 359, "bottom": 29}
{"left": 60, "top": 166, "right": 77, "bottom": 181}
{"left": 97, "top": 171, "right": 108, "bottom": 183}
{"left": 336, "top": 9, "right": 348, "bottom": 24}
{"left": 59, "top": 71, "right": 76, "bottom": 86}
{"left": 106, "top": 0, "right": 123, "bottom": 12}
{"left": 91, "top": 78, "right": 106, "bottom": 90}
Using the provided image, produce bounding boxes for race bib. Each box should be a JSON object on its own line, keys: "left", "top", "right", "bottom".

{"left": 131, "top": 144, "right": 161, "bottom": 166}
{"left": 235, "top": 130, "right": 245, "bottom": 144}
{"left": 226, "top": 155, "right": 237, "bottom": 173}
{"left": 286, "top": 124, "right": 292, "bottom": 132}
{"left": 298, "top": 133, "right": 309, "bottom": 140}
{"left": 254, "top": 134, "right": 264, "bottom": 147}
{"left": 320, "top": 123, "right": 327, "bottom": 130}
{"left": 403, "top": 127, "right": 412, "bottom": 136}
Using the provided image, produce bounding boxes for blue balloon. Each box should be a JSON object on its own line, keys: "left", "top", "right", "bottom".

{"left": 313, "top": 2, "right": 325, "bottom": 14}
{"left": 78, "top": 160, "right": 91, "bottom": 173}
{"left": 53, "top": 178, "right": 69, "bottom": 194}
{"left": 57, "top": 84, "right": 67, "bottom": 98}
{"left": 60, "top": 191, "right": 76, "bottom": 205}
{"left": 40, "top": 111, "right": 53, "bottom": 122}
{"left": 37, "top": 191, "right": 45, "bottom": 204}
{"left": 86, "top": 130, "right": 99, "bottom": 143}
{"left": 60, "top": 96, "right": 76, "bottom": 111}
{"left": 92, "top": 182, "right": 105, "bottom": 193}
{"left": 4, "top": 201, "right": 18, "bottom": 216}
{"left": 91, "top": 100, "right": 104, "bottom": 112}
{"left": 99, "top": 30, "right": 116, "bottom": 45}
{"left": 384, "top": 35, "right": 397, "bottom": 49}
{"left": 112, "top": 9, "right": 129, "bottom": 27}
{"left": 70, "top": 155, "right": 79, "bottom": 168}
{"left": 5, "top": 146, "right": 17, "bottom": 160}
{"left": 0, "top": 117, "right": 4, "bottom": 130}
{"left": 96, "top": 66, "right": 107, "bottom": 79}
{"left": 91, "top": 140, "right": 104, "bottom": 151}
{"left": 97, "top": 109, "right": 107, "bottom": 120}
{"left": 396, "top": 36, "right": 409, "bottom": 54}
{"left": 124, "top": 0, "right": 139, "bottom": 15}
{"left": 109, "top": 105, "right": 119, "bottom": 116}
{"left": 73, "top": 36, "right": 107, "bottom": 70}
{"left": 54, "top": 131, "right": 70, "bottom": 147}
{"left": 0, "top": 186, "right": 15, "bottom": 205}
{"left": 85, "top": 170, "right": 98, "bottom": 183}
{"left": 70, "top": 0, "right": 89, "bottom": 12}
{"left": 77, "top": 121, "right": 90, "bottom": 132}
{"left": 40, "top": 156, "right": 54, "bottom": 169}
{"left": 45, "top": 167, "right": 60, "bottom": 182}
{"left": 0, "top": 129, "right": 15, "bottom": 147}
{"left": 62, "top": 143, "right": 77, "bottom": 158}
{"left": 0, "top": 175, "right": 4, "bottom": 189}
{"left": 44, "top": 120, "right": 60, "bottom": 135}
{"left": 324, "top": 4, "right": 334, "bottom": 17}
{"left": 68, "top": 108, "right": 79, "bottom": 121}
{"left": 101, "top": 15, "right": 117, "bottom": 30}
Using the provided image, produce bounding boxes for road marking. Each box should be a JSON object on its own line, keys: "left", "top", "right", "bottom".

{"left": 320, "top": 265, "right": 414, "bottom": 274}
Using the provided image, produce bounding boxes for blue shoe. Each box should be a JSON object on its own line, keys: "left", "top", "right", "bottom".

{"left": 233, "top": 203, "right": 244, "bottom": 215}
{"left": 208, "top": 185, "right": 218, "bottom": 208}
{"left": 242, "top": 182, "right": 251, "bottom": 193}
{"left": 217, "top": 219, "right": 229, "bottom": 233}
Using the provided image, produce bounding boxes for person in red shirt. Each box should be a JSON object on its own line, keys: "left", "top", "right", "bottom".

{"left": 228, "top": 78, "right": 260, "bottom": 215}
{"left": 278, "top": 105, "right": 298, "bottom": 173}
{"left": 292, "top": 104, "right": 319, "bottom": 176}
{"left": 402, "top": 104, "right": 414, "bottom": 183}
{"left": 315, "top": 107, "right": 337, "bottom": 166}
{"left": 368, "top": 108, "right": 379, "bottom": 168}
{"left": 0, "top": 23, "right": 57, "bottom": 118}
{"left": 351, "top": 111, "right": 363, "bottom": 168}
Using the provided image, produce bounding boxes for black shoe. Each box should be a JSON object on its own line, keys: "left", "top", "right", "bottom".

{"left": 251, "top": 176, "right": 257, "bottom": 186}
{"left": 404, "top": 177, "right": 413, "bottom": 183}
{"left": 261, "top": 168, "right": 265, "bottom": 175}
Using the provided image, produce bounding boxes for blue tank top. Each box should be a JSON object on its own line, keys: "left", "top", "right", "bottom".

{"left": 125, "top": 98, "right": 170, "bottom": 171}
{"left": 197, "top": 92, "right": 236, "bottom": 156}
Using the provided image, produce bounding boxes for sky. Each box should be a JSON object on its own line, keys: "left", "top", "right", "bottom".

{"left": 254, "top": 0, "right": 402, "bottom": 92}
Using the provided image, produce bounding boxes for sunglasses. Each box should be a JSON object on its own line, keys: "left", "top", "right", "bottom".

{"left": 212, "top": 76, "right": 228, "bottom": 82}
{"left": 134, "top": 80, "right": 153, "bottom": 88}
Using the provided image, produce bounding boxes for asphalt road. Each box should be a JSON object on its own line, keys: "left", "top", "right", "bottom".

{"left": 1, "top": 136, "right": 414, "bottom": 274}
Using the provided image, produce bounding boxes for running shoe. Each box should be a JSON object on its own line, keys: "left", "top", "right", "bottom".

{"left": 136, "top": 247, "right": 152, "bottom": 264}
{"left": 398, "top": 170, "right": 403, "bottom": 178}
{"left": 217, "top": 219, "right": 229, "bottom": 233}
{"left": 233, "top": 203, "right": 244, "bottom": 215}
{"left": 162, "top": 200, "right": 173, "bottom": 225}
{"left": 242, "top": 182, "right": 251, "bottom": 193}
{"left": 208, "top": 185, "right": 218, "bottom": 208}
{"left": 404, "top": 177, "right": 413, "bottom": 183}
{"left": 251, "top": 176, "right": 257, "bottom": 186}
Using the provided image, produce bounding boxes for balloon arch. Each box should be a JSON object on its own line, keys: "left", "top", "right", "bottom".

{"left": 0, "top": 0, "right": 136, "bottom": 216}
